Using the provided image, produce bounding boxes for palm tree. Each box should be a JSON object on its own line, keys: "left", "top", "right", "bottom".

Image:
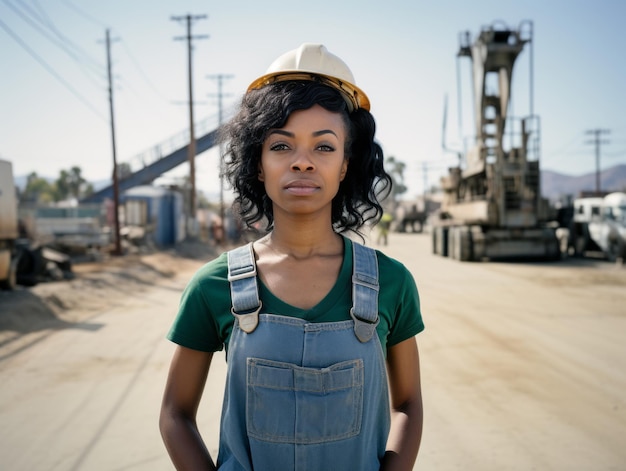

{"left": 54, "top": 166, "right": 88, "bottom": 201}
{"left": 385, "top": 156, "right": 407, "bottom": 202}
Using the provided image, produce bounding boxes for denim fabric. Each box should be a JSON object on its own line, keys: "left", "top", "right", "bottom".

{"left": 351, "top": 243, "right": 380, "bottom": 342}
{"left": 228, "top": 243, "right": 260, "bottom": 314}
{"left": 219, "top": 243, "right": 389, "bottom": 471}
{"left": 246, "top": 356, "right": 364, "bottom": 444}
{"left": 352, "top": 242, "right": 379, "bottom": 323}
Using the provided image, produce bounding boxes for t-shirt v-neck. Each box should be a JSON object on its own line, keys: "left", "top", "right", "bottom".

{"left": 257, "top": 237, "right": 354, "bottom": 323}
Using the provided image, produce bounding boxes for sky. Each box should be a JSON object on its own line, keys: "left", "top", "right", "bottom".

{"left": 2, "top": 0, "right": 625, "bottom": 200}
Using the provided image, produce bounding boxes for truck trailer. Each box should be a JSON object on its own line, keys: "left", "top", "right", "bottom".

{"left": 0, "top": 159, "right": 19, "bottom": 289}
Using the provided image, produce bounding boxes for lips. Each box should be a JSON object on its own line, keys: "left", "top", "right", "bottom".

{"left": 284, "top": 179, "right": 319, "bottom": 195}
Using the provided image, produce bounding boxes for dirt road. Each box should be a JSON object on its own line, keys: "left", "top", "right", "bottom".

{"left": 0, "top": 233, "right": 625, "bottom": 470}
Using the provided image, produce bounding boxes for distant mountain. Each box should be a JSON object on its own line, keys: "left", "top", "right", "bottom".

{"left": 14, "top": 175, "right": 221, "bottom": 203}
{"left": 16, "top": 165, "right": 626, "bottom": 205}
{"left": 541, "top": 164, "right": 626, "bottom": 202}
{"left": 13, "top": 174, "right": 30, "bottom": 190}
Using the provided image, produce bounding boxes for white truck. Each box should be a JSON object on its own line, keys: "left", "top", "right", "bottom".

{"left": 587, "top": 192, "right": 626, "bottom": 261}
{"left": 0, "top": 159, "right": 19, "bottom": 289}
{"left": 565, "top": 192, "right": 626, "bottom": 262}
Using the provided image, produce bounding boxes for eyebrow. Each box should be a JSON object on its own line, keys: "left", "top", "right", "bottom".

{"left": 268, "top": 129, "right": 338, "bottom": 138}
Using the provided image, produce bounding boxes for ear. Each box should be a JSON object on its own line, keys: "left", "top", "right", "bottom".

{"left": 258, "top": 164, "right": 265, "bottom": 182}
{"left": 339, "top": 159, "right": 348, "bottom": 181}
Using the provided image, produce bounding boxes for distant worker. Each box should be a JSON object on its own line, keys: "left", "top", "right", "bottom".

{"left": 377, "top": 212, "right": 394, "bottom": 245}
{"left": 160, "top": 43, "right": 424, "bottom": 471}
{"left": 211, "top": 215, "right": 225, "bottom": 245}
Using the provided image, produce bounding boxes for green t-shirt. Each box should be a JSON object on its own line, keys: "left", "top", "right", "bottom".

{"left": 167, "top": 237, "right": 424, "bottom": 355}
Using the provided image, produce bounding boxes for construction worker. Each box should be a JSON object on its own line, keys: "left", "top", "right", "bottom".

{"left": 160, "top": 44, "right": 424, "bottom": 471}
{"left": 377, "top": 211, "right": 394, "bottom": 245}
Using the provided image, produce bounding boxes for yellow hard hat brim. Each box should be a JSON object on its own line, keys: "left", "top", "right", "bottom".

{"left": 247, "top": 71, "right": 370, "bottom": 112}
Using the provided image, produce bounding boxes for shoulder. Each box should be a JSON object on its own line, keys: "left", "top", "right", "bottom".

{"left": 187, "top": 251, "right": 228, "bottom": 285}
{"left": 344, "top": 238, "right": 413, "bottom": 281}
{"left": 170, "top": 249, "right": 236, "bottom": 352}
{"left": 346, "top": 239, "right": 416, "bottom": 292}
{"left": 374, "top": 248, "right": 414, "bottom": 283}
{"left": 373, "top": 248, "right": 405, "bottom": 269}
{"left": 375, "top": 250, "right": 419, "bottom": 307}
{"left": 181, "top": 250, "right": 230, "bottom": 303}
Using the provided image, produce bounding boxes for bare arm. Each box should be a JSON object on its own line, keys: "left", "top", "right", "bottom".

{"left": 381, "top": 337, "right": 423, "bottom": 470}
{"left": 159, "top": 345, "right": 216, "bottom": 470}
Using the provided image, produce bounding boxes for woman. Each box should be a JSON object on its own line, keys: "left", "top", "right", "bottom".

{"left": 160, "top": 43, "right": 424, "bottom": 470}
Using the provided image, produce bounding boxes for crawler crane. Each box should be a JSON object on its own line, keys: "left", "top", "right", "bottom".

{"left": 433, "top": 21, "right": 559, "bottom": 261}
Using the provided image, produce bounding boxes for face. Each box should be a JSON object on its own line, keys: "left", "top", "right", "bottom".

{"left": 258, "top": 104, "right": 348, "bottom": 220}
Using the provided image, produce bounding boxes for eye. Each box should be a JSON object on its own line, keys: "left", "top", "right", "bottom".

{"left": 316, "top": 143, "right": 336, "bottom": 152}
{"left": 269, "top": 142, "right": 290, "bottom": 152}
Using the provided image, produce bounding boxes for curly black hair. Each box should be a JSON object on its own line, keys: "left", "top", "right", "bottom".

{"left": 220, "top": 80, "right": 392, "bottom": 236}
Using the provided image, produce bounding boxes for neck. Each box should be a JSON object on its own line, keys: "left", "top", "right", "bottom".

{"left": 262, "top": 214, "right": 343, "bottom": 259}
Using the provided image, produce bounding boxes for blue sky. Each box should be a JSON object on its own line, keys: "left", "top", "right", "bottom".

{"left": 2, "top": 0, "right": 625, "bottom": 198}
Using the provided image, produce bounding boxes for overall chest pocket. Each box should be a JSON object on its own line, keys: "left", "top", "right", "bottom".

{"left": 246, "top": 357, "right": 364, "bottom": 444}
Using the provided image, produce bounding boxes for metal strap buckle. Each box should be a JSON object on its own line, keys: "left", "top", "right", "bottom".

{"left": 232, "top": 302, "right": 263, "bottom": 333}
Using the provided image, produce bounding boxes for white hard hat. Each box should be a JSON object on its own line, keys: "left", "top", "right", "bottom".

{"left": 247, "top": 43, "right": 370, "bottom": 112}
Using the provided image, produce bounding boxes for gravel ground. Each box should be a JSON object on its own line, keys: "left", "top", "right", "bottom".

{"left": 0, "top": 239, "right": 224, "bottom": 351}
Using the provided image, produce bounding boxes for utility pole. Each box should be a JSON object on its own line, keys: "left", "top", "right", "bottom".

{"left": 171, "top": 13, "right": 208, "bottom": 226}
{"left": 207, "top": 73, "right": 233, "bottom": 228}
{"left": 585, "top": 129, "right": 611, "bottom": 195}
{"left": 105, "top": 29, "right": 122, "bottom": 256}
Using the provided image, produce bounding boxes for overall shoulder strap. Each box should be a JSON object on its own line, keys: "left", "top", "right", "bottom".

{"left": 227, "top": 243, "right": 261, "bottom": 333}
{"left": 351, "top": 242, "right": 379, "bottom": 342}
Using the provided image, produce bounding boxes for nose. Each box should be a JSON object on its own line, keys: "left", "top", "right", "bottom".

{"left": 291, "top": 151, "right": 315, "bottom": 172}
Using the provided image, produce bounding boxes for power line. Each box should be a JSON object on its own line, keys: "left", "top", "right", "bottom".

{"left": 61, "top": 0, "right": 107, "bottom": 29}
{"left": 207, "top": 73, "right": 234, "bottom": 225}
{"left": 0, "top": 17, "right": 106, "bottom": 120}
{"left": 543, "top": 132, "right": 584, "bottom": 157}
{"left": 171, "top": 13, "right": 208, "bottom": 223}
{"left": 604, "top": 148, "right": 626, "bottom": 159}
{"left": 31, "top": 0, "right": 58, "bottom": 30}
{"left": 13, "top": 0, "right": 58, "bottom": 33}
{"left": 6, "top": 0, "right": 105, "bottom": 80}
{"left": 119, "top": 37, "right": 170, "bottom": 103}
{"left": 585, "top": 128, "right": 611, "bottom": 194}
{"left": 104, "top": 28, "right": 122, "bottom": 256}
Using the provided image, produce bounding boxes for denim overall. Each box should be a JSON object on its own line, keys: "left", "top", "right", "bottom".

{"left": 218, "top": 242, "right": 390, "bottom": 471}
